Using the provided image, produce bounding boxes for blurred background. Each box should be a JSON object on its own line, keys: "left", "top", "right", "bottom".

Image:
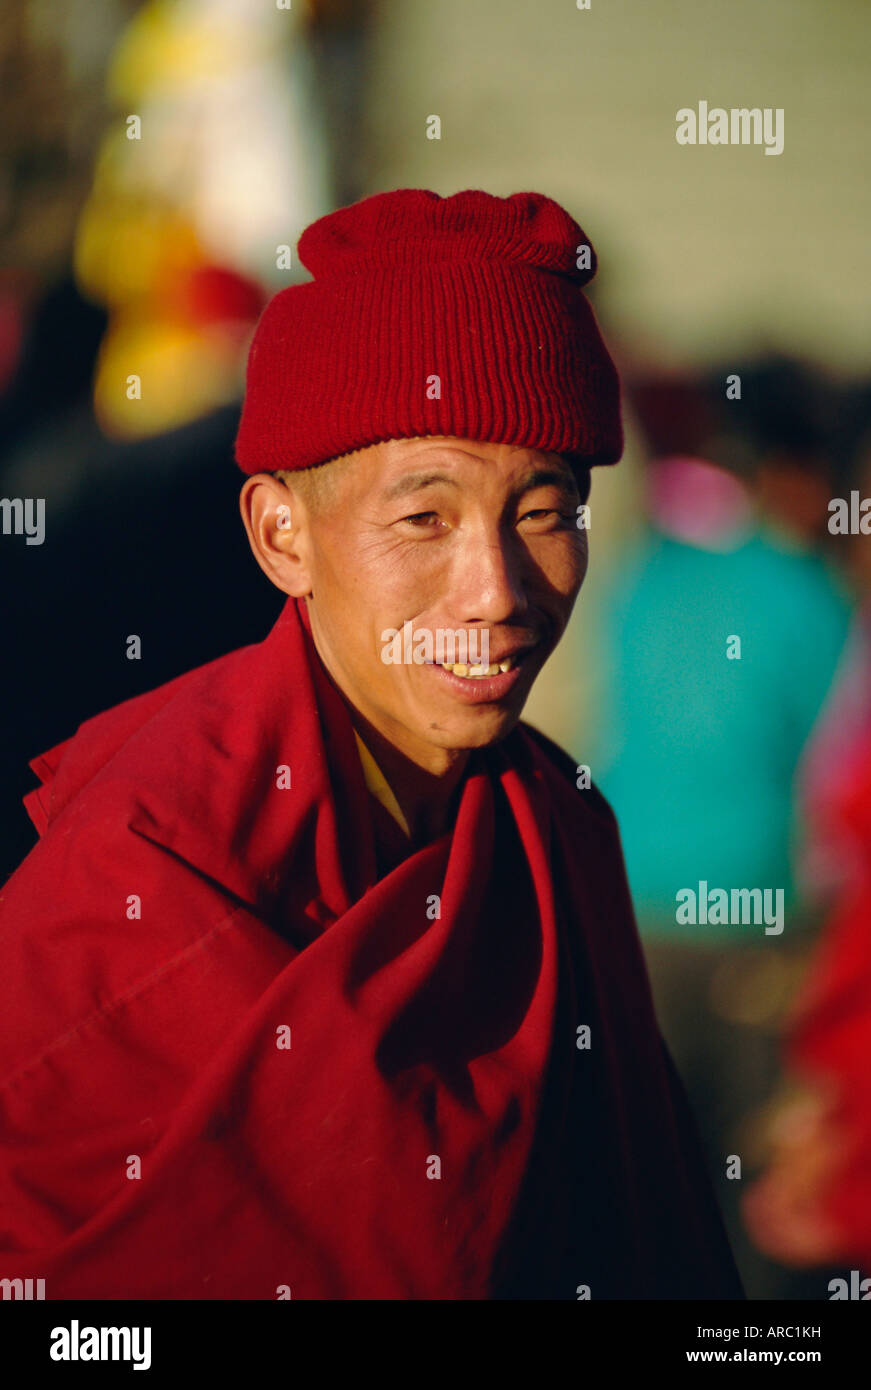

{"left": 2, "top": 0, "right": 871, "bottom": 1300}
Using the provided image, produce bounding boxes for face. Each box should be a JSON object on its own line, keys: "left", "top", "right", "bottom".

{"left": 242, "top": 437, "right": 588, "bottom": 771}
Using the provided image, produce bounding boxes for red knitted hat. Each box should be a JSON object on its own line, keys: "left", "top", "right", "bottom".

{"left": 234, "top": 187, "right": 623, "bottom": 476}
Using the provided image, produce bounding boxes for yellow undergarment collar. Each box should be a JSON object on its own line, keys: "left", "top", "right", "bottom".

{"left": 352, "top": 730, "right": 411, "bottom": 839}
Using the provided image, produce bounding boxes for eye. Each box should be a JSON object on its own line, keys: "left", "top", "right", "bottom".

{"left": 399, "top": 511, "right": 443, "bottom": 528}
{"left": 519, "top": 508, "right": 575, "bottom": 525}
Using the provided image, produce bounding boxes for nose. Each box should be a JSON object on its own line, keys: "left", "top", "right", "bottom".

{"left": 448, "top": 526, "right": 529, "bottom": 626}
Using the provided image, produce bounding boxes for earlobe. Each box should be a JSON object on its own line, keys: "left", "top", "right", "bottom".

{"left": 239, "top": 474, "right": 314, "bottom": 598}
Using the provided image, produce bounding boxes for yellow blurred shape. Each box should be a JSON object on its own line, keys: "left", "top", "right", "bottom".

{"left": 109, "top": 0, "right": 270, "bottom": 101}
{"left": 94, "top": 314, "right": 242, "bottom": 441}
{"left": 74, "top": 196, "right": 201, "bottom": 308}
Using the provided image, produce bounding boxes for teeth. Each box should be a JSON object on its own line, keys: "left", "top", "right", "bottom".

{"left": 446, "top": 659, "right": 512, "bottom": 679}
{"left": 429, "top": 653, "right": 521, "bottom": 678}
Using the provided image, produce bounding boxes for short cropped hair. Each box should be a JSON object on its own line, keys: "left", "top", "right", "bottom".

{"left": 273, "top": 454, "right": 351, "bottom": 515}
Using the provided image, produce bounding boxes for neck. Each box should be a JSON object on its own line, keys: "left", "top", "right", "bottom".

{"left": 345, "top": 707, "right": 470, "bottom": 843}
{"left": 301, "top": 599, "right": 470, "bottom": 841}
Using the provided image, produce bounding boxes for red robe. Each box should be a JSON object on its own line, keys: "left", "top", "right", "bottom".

{"left": 787, "top": 730, "right": 871, "bottom": 1271}
{"left": 0, "top": 596, "right": 741, "bottom": 1299}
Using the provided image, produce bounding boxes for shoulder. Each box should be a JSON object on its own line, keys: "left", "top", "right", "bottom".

{"left": 24, "top": 643, "right": 258, "bottom": 834}
{"left": 514, "top": 720, "right": 620, "bottom": 832}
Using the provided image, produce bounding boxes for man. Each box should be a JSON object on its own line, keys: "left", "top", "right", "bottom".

{"left": 0, "top": 188, "right": 742, "bottom": 1299}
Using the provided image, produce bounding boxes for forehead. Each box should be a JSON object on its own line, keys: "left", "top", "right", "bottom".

{"left": 358, "top": 437, "right": 577, "bottom": 495}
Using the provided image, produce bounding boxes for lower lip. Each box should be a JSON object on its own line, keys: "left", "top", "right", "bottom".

{"left": 422, "top": 656, "right": 531, "bottom": 703}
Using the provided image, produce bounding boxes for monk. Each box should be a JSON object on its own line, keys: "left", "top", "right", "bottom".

{"left": 0, "top": 188, "right": 742, "bottom": 1300}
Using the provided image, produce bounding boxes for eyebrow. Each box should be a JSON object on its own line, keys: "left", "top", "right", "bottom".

{"left": 519, "top": 467, "right": 578, "bottom": 495}
{"left": 379, "top": 466, "right": 578, "bottom": 504}
{"left": 380, "top": 472, "right": 459, "bottom": 502}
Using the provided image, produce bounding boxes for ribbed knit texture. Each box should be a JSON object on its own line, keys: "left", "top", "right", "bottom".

{"left": 234, "top": 188, "right": 623, "bottom": 474}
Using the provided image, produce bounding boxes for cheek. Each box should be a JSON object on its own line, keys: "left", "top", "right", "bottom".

{"left": 314, "top": 537, "right": 429, "bottom": 670}
{"left": 308, "top": 541, "right": 373, "bottom": 653}
{"left": 532, "top": 532, "right": 588, "bottom": 595}
{"left": 327, "top": 524, "right": 442, "bottom": 596}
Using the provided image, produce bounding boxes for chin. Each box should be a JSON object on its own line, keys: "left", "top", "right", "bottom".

{"left": 427, "top": 705, "right": 524, "bottom": 751}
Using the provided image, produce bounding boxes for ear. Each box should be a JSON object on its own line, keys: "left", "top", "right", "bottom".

{"left": 239, "top": 473, "right": 315, "bottom": 597}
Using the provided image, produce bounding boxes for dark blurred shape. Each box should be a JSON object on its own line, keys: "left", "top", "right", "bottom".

{"left": 629, "top": 372, "right": 721, "bottom": 459}
{"left": 726, "top": 355, "right": 839, "bottom": 461}
{"left": 831, "top": 378, "right": 871, "bottom": 502}
{"left": 0, "top": 275, "right": 107, "bottom": 457}
{"left": 0, "top": 275, "right": 282, "bottom": 886}
{"left": 702, "top": 354, "right": 843, "bottom": 547}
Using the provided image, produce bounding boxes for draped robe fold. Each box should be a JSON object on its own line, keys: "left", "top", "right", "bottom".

{"left": 0, "top": 597, "right": 742, "bottom": 1299}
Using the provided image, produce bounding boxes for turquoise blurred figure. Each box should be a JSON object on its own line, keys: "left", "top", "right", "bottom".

{"left": 594, "top": 481, "right": 852, "bottom": 933}
{"left": 585, "top": 445, "right": 853, "bottom": 1300}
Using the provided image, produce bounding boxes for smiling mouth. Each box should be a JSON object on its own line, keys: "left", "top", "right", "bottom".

{"left": 423, "top": 645, "right": 540, "bottom": 680}
{"left": 429, "top": 656, "right": 517, "bottom": 680}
